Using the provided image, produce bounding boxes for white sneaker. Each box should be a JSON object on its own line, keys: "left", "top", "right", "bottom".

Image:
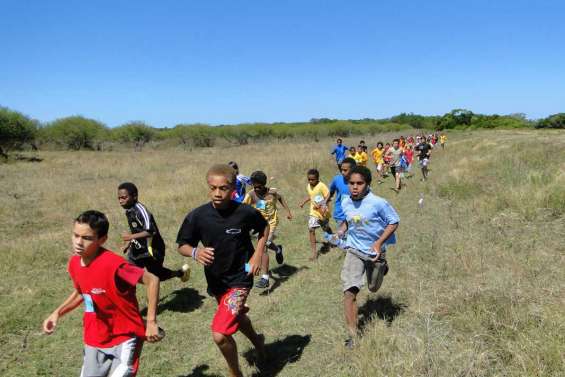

{"left": 180, "top": 264, "right": 191, "bottom": 282}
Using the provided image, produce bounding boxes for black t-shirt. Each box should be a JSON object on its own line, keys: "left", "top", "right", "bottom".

{"left": 416, "top": 143, "right": 432, "bottom": 160}
{"left": 176, "top": 201, "right": 268, "bottom": 295}
{"left": 125, "top": 203, "right": 165, "bottom": 261}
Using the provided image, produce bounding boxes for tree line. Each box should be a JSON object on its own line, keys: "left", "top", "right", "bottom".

{"left": 1, "top": 105, "right": 562, "bottom": 157}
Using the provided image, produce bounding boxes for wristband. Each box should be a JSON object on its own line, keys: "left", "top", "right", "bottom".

{"left": 191, "top": 247, "right": 198, "bottom": 260}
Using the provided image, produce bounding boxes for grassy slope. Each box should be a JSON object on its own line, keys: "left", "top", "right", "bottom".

{"left": 0, "top": 130, "right": 563, "bottom": 376}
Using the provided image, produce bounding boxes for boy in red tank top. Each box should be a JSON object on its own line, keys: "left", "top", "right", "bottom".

{"left": 42, "top": 210, "right": 161, "bottom": 377}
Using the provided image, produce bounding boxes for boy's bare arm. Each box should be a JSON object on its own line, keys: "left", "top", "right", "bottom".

{"left": 122, "top": 230, "right": 152, "bottom": 242}
{"left": 42, "top": 289, "right": 83, "bottom": 334}
{"left": 337, "top": 220, "right": 348, "bottom": 237}
{"left": 178, "top": 243, "right": 214, "bottom": 266}
{"left": 278, "top": 194, "right": 293, "bottom": 219}
{"left": 371, "top": 223, "right": 399, "bottom": 261}
{"left": 299, "top": 197, "right": 311, "bottom": 208}
{"left": 249, "top": 225, "right": 269, "bottom": 276}
{"left": 140, "top": 270, "right": 161, "bottom": 343}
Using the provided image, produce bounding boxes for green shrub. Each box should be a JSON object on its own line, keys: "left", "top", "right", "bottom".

{"left": 536, "top": 113, "right": 565, "bottom": 129}
{"left": 0, "top": 106, "right": 38, "bottom": 158}
{"left": 171, "top": 124, "right": 216, "bottom": 147}
{"left": 41, "top": 116, "right": 107, "bottom": 150}
{"left": 111, "top": 121, "right": 156, "bottom": 150}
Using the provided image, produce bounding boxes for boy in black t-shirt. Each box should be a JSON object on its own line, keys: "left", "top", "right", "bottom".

{"left": 118, "top": 182, "right": 190, "bottom": 282}
{"left": 415, "top": 140, "right": 432, "bottom": 181}
{"left": 177, "top": 164, "right": 268, "bottom": 377}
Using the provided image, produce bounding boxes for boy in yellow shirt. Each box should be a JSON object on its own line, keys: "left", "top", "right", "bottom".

{"left": 299, "top": 169, "right": 332, "bottom": 261}
{"left": 440, "top": 134, "right": 447, "bottom": 149}
{"left": 243, "top": 171, "right": 292, "bottom": 289}
{"left": 371, "top": 142, "right": 385, "bottom": 183}
{"left": 357, "top": 145, "right": 369, "bottom": 167}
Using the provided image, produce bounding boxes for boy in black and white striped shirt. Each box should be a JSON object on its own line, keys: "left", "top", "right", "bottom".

{"left": 118, "top": 182, "right": 190, "bottom": 282}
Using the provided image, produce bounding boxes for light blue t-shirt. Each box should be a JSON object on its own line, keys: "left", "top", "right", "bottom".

{"left": 329, "top": 174, "right": 349, "bottom": 221}
{"left": 341, "top": 191, "right": 400, "bottom": 254}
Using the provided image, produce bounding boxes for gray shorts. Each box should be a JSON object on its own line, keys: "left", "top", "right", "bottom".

{"left": 81, "top": 337, "right": 142, "bottom": 377}
{"left": 341, "top": 248, "right": 387, "bottom": 293}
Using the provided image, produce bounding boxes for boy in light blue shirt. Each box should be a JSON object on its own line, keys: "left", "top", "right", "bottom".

{"left": 329, "top": 165, "right": 399, "bottom": 349}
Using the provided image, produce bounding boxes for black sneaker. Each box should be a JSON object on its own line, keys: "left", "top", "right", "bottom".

{"left": 255, "top": 278, "right": 270, "bottom": 289}
{"left": 344, "top": 337, "right": 355, "bottom": 350}
{"left": 275, "top": 245, "right": 284, "bottom": 264}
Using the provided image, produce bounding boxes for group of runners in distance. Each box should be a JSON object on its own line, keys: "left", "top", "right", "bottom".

{"left": 41, "top": 132, "right": 447, "bottom": 377}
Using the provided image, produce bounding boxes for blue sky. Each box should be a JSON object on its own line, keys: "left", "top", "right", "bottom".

{"left": 1, "top": 0, "right": 563, "bottom": 127}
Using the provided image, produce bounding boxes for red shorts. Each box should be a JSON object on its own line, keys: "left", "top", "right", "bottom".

{"left": 211, "top": 288, "right": 250, "bottom": 335}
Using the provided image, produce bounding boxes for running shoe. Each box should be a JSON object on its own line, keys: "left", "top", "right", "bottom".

{"left": 275, "top": 245, "right": 284, "bottom": 264}
{"left": 255, "top": 278, "right": 270, "bottom": 289}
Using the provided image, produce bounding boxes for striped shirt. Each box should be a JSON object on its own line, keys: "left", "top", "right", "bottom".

{"left": 125, "top": 202, "right": 165, "bottom": 260}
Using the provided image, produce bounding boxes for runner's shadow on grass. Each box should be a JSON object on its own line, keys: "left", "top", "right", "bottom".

{"left": 244, "top": 334, "right": 311, "bottom": 377}
{"left": 358, "top": 295, "right": 406, "bottom": 331}
{"left": 178, "top": 364, "right": 223, "bottom": 377}
{"left": 259, "top": 264, "right": 309, "bottom": 296}
{"left": 140, "top": 287, "right": 205, "bottom": 315}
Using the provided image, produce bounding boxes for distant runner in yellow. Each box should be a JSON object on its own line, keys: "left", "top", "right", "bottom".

{"left": 440, "top": 133, "right": 447, "bottom": 149}
{"left": 243, "top": 171, "right": 292, "bottom": 289}
{"left": 371, "top": 142, "right": 385, "bottom": 184}
{"left": 299, "top": 169, "right": 332, "bottom": 261}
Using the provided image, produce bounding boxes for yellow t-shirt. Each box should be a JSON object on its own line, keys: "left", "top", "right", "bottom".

{"left": 243, "top": 189, "right": 279, "bottom": 227}
{"left": 307, "top": 182, "right": 330, "bottom": 220}
{"left": 440, "top": 135, "right": 447, "bottom": 143}
{"left": 371, "top": 148, "right": 384, "bottom": 164}
{"left": 357, "top": 151, "right": 368, "bottom": 166}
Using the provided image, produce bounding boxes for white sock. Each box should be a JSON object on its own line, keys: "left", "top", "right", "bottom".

{"left": 261, "top": 274, "right": 269, "bottom": 280}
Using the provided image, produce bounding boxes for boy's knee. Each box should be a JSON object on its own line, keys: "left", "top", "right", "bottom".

{"left": 344, "top": 288, "right": 358, "bottom": 302}
{"left": 212, "top": 332, "right": 229, "bottom": 346}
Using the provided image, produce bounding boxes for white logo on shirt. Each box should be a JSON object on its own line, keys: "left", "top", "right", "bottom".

{"left": 91, "top": 288, "right": 106, "bottom": 295}
{"left": 226, "top": 228, "right": 242, "bottom": 235}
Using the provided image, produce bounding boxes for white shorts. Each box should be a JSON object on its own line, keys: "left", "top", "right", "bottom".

{"left": 376, "top": 163, "right": 383, "bottom": 172}
{"left": 419, "top": 158, "right": 429, "bottom": 167}
{"left": 308, "top": 216, "right": 329, "bottom": 230}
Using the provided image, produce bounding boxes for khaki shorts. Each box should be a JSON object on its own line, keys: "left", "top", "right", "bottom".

{"left": 341, "top": 249, "right": 387, "bottom": 293}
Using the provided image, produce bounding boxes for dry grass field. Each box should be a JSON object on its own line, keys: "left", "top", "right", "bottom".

{"left": 0, "top": 129, "right": 564, "bottom": 376}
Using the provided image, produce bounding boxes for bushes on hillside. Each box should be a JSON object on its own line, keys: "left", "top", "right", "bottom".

{"left": 536, "top": 113, "right": 565, "bottom": 129}
{"left": 41, "top": 116, "right": 108, "bottom": 150}
{"left": 111, "top": 121, "right": 156, "bottom": 150}
{"left": 0, "top": 107, "right": 38, "bottom": 158}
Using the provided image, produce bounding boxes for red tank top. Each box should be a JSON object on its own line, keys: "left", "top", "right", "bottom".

{"left": 68, "top": 249, "right": 145, "bottom": 347}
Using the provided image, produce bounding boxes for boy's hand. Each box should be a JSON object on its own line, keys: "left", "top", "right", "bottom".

{"left": 247, "top": 254, "right": 262, "bottom": 276}
{"left": 299, "top": 202, "right": 305, "bottom": 208}
{"left": 145, "top": 320, "right": 161, "bottom": 343}
{"left": 121, "top": 232, "right": 133, "bottom": 242}
{"left": 287, "top": 212, "right": 293, "bottom": 220}
{"left": 370, "top": 242, "right": 382, "bottom": 262}
{"left": 42, "top": 312, "right": 59, "bottom": 334}
{"left": 196, "top": 247, "right": 215, "bottom": 266}
{"left": 121, "top": 241, "right": 131, "bottom": 254}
